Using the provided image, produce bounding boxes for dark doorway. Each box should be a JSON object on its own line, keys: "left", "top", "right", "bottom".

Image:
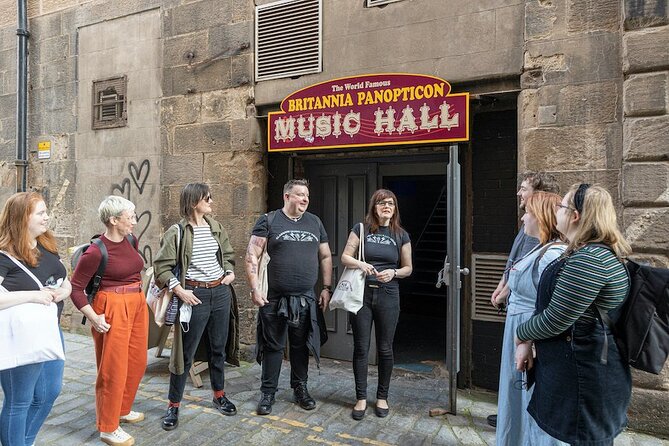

{"left": 382, "top": 174, "right": 448, "bottom": 370}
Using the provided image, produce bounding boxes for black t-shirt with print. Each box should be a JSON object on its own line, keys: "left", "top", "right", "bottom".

{"left": 352, "top": 224, "right": 410, "bottom": 285}
{"left": 252, "top": 210, "right": 329, "bottom": 295}
{"left": 0, "top": 244, "right": 68, "bottom": 314}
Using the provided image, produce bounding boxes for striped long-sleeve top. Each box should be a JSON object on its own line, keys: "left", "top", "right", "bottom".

{"left": 516, "top": 244, "right": 629, "bottom": 341}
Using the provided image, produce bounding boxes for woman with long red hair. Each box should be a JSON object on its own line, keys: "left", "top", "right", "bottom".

{"left": 340, "top": 189, "right": 413, "bottom": 420}
{"left": 0, "top": 192, "right": 71, "bottom": 446}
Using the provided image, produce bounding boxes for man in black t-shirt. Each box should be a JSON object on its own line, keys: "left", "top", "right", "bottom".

{"left": 245, "top": 179, "right": 332, "bottom": 416}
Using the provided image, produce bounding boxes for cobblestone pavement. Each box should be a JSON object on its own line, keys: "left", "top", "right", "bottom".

{"left": 2, "top": 333, "right": 667, "bottom": 445}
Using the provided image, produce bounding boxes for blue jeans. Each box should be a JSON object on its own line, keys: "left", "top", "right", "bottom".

{"left": 0, "top": 355, "right": 64, "bottom": 446}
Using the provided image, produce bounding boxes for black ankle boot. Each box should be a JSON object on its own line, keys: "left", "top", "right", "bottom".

{"left": 257, "top": 392, "right": 275, "bottom": 416}
{"left": 294, "top": 383, "right": 316, "bottom": 410}
{"left": 161, "top": 406, "right": 179, "bottom": 431}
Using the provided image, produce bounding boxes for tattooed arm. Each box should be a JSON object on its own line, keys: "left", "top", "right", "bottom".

{"left": 245, "top": 235, "right": 268, "bottom": 307}
{"left": 340, "top": 231, "right": 376, "bottom": 275}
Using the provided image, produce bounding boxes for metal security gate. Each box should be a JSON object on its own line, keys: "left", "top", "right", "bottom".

{"left": 436, "top": 144, "right": 468, "bottom": 414}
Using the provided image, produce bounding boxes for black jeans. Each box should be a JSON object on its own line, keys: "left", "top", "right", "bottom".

{"left": 258, "top": 296, "right": 311, "bottom": 394}
{"left": 168, "top": 284, "right": 231, "bottom": 403}
{"left": 350, "top": 283, "right": 400, "bottom": 401}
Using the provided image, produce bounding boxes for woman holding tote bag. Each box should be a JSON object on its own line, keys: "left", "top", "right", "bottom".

{"left": 0, "top": 192, "right": 70, "bottom": 446}
{"left": 339, "top": 189, "right": 412, "bottom": 421}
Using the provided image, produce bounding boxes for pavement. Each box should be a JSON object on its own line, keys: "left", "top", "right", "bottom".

{"left": 2, "top": 332, "right": 668, "bottom": 445}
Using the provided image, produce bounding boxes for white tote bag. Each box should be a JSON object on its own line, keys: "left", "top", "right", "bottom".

{"left": 0, "top": 251, "right": 65, "bottom": 371}
{"left": 329, "top": 223, "right": 366, "bottom": 314}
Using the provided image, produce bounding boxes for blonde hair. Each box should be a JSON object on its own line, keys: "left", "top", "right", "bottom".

{"left": 565, "top": 184, "right": 631, "bottom": 258}
{"left": 98, "top": 196, "right": 135, "bottom": 226}
{"left": 524, "top": 192, "right": 563, "bottom": 244}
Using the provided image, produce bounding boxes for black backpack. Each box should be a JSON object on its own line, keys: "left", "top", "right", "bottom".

{"left": 71, "top": 234, "right": 138, "bottom": 324}
{"left": 596, "top": 251, "right": 669, "bottom": 375}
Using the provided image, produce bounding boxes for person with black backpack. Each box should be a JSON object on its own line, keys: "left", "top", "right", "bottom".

{"left": 515, "top": 184, "right": 632, "bottom": 446}
{"left": 70, "top": 196, "right": 146, "bottom": 446}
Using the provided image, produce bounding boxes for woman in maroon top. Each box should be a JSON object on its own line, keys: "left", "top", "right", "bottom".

{"left": 70, "top": 196, "right": 147, "bottom": 446}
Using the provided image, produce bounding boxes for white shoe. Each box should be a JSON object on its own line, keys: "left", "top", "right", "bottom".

{"left": 119, "top": 410, "right": 145, "bottom": 424}
{"left": 100, "top": 427, "right": 135, "bottom": 446}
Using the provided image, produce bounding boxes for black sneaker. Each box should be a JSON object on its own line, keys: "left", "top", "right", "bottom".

{"left": 487, "top": 414, "right": 497, "bottom": 428}
{"left": 257, "top": 392, "right": 275, "bottom": 416}
{"left": 293, "top": 383, "right": 316, "bottom": 411}
{"left": 213, "top": 395, "right": 237, "bottom": 416}
{"left": 161, "top": 406, "right": 179, "bottom": 431}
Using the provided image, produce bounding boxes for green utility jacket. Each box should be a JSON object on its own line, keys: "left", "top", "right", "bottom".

{"left": 153, "top": 216, "right": 240, "bottom": 374}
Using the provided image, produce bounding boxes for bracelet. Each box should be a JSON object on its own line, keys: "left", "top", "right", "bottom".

{"left": 393, "top": 269, "right": 398, "bottom": 279}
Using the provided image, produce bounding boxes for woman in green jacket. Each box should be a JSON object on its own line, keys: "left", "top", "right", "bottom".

{"left": 153, "top": 183, "right": 238, "bottom": 431}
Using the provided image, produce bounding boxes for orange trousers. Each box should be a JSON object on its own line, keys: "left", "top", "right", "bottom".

{"left": 91, "top": 286, "right": 148, "bottom": 432}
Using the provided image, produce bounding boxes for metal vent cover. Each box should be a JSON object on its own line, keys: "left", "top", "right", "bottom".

{"left": 92, "top": 76, "right": 127, "bottom": 130}
{"left": 471, "top": 254, "right": 508, "bottom": 323}
{"left": 255, "top": 0, "right": 322, "bottom": 81}
{"left": 366, "top": 0, "right": 404, "bottom": 7}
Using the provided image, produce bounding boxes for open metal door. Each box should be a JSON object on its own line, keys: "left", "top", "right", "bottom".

{"left": 437, "top": 144, "right": 469, "bottom": 414}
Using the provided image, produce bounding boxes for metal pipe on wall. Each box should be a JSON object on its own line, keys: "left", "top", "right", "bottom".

{"left": 15, "top": 0, "right": 28, "bottom": 192}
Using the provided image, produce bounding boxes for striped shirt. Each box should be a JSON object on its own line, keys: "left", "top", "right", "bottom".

{"left": 169, "top": 225, "right": 224, "bottom": 289}
{"left": 516, "top": 245, "right": 629, "bottom": 341}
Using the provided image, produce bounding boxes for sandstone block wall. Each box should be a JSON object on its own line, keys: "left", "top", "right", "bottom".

{"left": 159, "top": 0, "right": 263, "bottom": 344}
{"left": 621, "top": 0, "right": 669, "bottom": 436}
{"left": 518, "top": 0, "right": 624, "bottom": 199}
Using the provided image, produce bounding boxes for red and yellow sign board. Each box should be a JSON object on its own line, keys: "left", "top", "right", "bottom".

{"left": 268, "top": 73, "right": 469, "bottom": 152}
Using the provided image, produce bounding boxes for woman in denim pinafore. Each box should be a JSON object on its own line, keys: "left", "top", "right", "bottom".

{"left": 515, "top": 184, "right": 632, "bottom": 446}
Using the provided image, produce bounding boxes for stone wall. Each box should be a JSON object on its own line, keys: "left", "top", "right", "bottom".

{"left": 518, "top": 0, "right": 624, "bottom": 198}
{"left": 159, "top": 0, "right": 263, "bottom": 344}
{"left": 255, "top": 0, "right": 525, "bottom": 106}
{"left": 621, "top": 0, "right": 669, "bottom": 437}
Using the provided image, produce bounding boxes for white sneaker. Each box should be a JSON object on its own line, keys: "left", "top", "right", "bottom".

{"left": 100, "top": 427, "right": 135, "bottom": 446}
{"left": 119, "top": 410, "right": 145, "bottom": 424}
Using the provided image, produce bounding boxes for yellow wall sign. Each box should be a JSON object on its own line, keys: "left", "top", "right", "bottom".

{"left": 38, "top": 141, "right": 51, "bottom": 160}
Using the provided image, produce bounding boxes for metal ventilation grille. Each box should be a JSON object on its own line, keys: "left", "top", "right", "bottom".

{"left": 92, "top": 76, "right": 127, "bottom": 130}
{"left": 366, "top": 0, "right": 403, "bottom": 6}
{"left": 471, "top": 254, "right": 508, "bottom": 323}
{"left": 255, "top": 0, "right": 322, "bottom": 81}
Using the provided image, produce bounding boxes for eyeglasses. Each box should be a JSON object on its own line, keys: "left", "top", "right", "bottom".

{"left": 203, "top": 194, "right": 212, "bottom": 202}
{"left": 116, "top": 213, "right": 137, "bottom": 222}
{"left": 555, "top": 203, "right": 575, "bottom": 211}
{"left": 376, "top": 200, "right": 395, "bottom": 207}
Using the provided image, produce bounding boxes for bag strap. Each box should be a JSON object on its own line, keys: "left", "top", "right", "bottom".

{"left": 174, "top": 223, "right": 184, "bottom": 277}
{"left": 358, "top": 223, "right": 365, "bottom": 263}
{"left": 0, "top": 250, "right": 44, "bottom": 288}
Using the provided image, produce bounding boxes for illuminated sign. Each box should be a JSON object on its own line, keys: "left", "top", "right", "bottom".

{"left": 268, "top": 73, "right": 469, "bottom": 152}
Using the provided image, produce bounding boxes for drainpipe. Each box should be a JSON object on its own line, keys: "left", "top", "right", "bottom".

{"left": 15, "top": 0, "right": 28, "bottom": 192}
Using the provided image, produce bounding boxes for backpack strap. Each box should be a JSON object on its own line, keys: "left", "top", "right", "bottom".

{"left": 80, "top": 237, "right": 108, "bottom": 325}
{"left": 584, "top": 243, "right": 630, "bottom": 365}
{"left": 89, "top": 238, "right": 108, "bottom": 300}
{"left": 126, "top": 233, "right": 139, "bottom": 250}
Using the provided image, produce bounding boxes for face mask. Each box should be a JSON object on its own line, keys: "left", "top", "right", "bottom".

{"left": 179, "top": 303, "right": 192, "bottom": 332}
